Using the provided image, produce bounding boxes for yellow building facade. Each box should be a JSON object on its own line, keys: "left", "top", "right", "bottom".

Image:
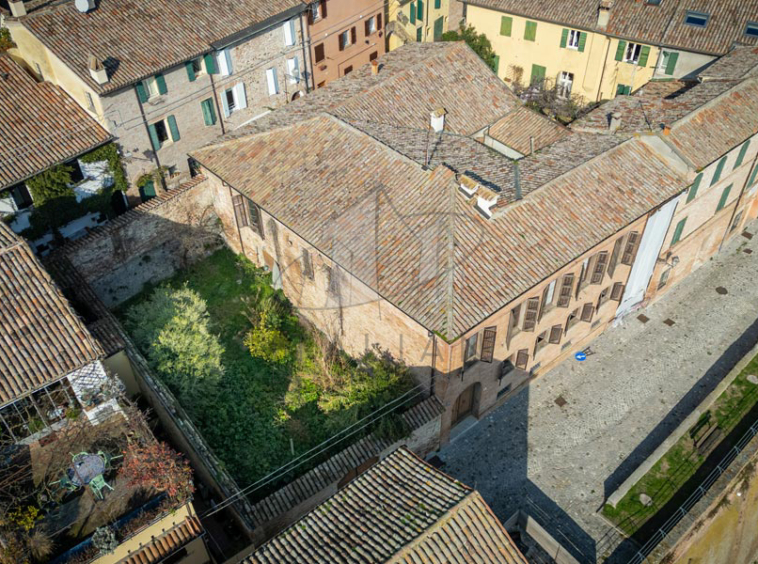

{"left": 388, "top": 0, "right": 454, "bottom": 50}
{"left": 466, "top": 4, "right": 659, "bottom": 103}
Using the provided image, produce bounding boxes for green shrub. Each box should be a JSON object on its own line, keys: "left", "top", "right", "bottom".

{"left": 0, "top": 28, "right": 15, "bottom": 52}
{"left": 244, "top": 312, "right": 291, "bottom": 364}
{"left": 26, "top": 164, "right": 74, "bottom": 205}
{"left": 125, "top": 285, "right": 224, "bottom": 401}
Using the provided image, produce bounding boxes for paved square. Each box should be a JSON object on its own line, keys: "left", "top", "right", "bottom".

{"left": 438, "top": 221, "right": 758, "bottom": 563}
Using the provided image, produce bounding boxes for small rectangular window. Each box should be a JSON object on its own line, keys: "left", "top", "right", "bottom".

{"left": 716, "top": 184, "right": 733, "bottom": 212}
{"left": 248, "top": 201, "right": 264, "bottom": 237}
{"left": 623, "top": 42, "right": 642, "bottom": 64}
{"left": 523, "top": 297, "right": 540, "bottom": 332}
{"left": 191, "top": 57, "right": 205, "bottom": 77}
{"left": 746, "top": 22, "right": 758, "bottom": 38}
{"left": 224, "top": 88, "right": 236, "bottom": 113}
{"left": 621, "top": 232, "right": 640, "bottom": 265}
{"left": 515, "top": 349, "right": 529, "bottom": 370}
{"left": 343, "top": 65, "right": 353, "bottom": 76}
{"left": 302, "top": 249, "right": 314, "bottom": 279}
{"left": 671, "top": 217, "right": 687, "bottom": 245}
{"left": 567, "top": 29, "right": 580, "bottom": 49}
{"left": 266, "top": 68, "right": 279, "bottom": 96}
{"left": 590, "top": 251, "right": 609, "bottom": 284}
{"left": 534, "top": 331, "right": 547, "bottom": 356}
{"left": 565, "top": 308, "right": 579, "bottom": 332}
{"left": 524, "top": 20, "right": 537, "bottom": 42}
{"left": 154, "top": 119, "right": 169, "bottom": 144}
{"left": 658, "top": 268, "right": 670, "bottom": 289}
{"left": 611, "top": 282, "right": 624, "bottom": 301}
{"left": 365, "top": 16, "right": 377, "bottom": 35}
{"left": 608, "top": 237, "right": 622, "bottom": 277}
{"left": 548, "top": 325, "right": 562, "bottom": 344}
{"left": 684, "top": 10, "right": 709, "bottom": 28}
{"left": 597, "top": 287, "right": 610, "bottom": 309}
{"left": 507, "top": 303, "right": 521, "bottom": 347}
{"left": 480, "top": 327, "right": 497, "bottom": 363}
{"left": 327, "top": 265, "right": 340, "bottom": 297}
{"left": 314, "top": 44, "right": 326, "bottom": 67}
{"left": 557, "top": 71, "right": 574, "bottom": 99}
{"left": 232, "top": 194, "right": 249, "bottom": 229}
{"left": 283, "top": 20, "right": 296, "bottom": 47}
{"left": 369, "top": 51, "right": 378, "bottom": 61}
{"left": 339, "top": 29, "right": 350, "bottom": 50}
{"left": 464, "top": 333, "right": 479, "bottom": 363}
{"left": 580, "top": 303, "right": 594, "bottom": 322}
{"left": 85, "top": 92, "right": 95, "bottom": 111}
{"left": 557, "top": 273, "right": 574, "bottom": 308}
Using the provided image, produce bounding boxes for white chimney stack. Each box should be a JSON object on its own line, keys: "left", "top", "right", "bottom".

{"left": 74, "top": 0, "right": 96, "bottom": 13}
{"left": 597, "top": 0, "right": 613, "bottom": 30}
{"left": 88, "top": 55, "right": 108, "bottom": 84}
{"left": 430, "top": 108, "right": 446, "bottom": 133}
{"left": 609, "top": 111, "right": 622, "bottom": 133}
{"left": 9, "top": 1, "right": 27, "bottom": 17}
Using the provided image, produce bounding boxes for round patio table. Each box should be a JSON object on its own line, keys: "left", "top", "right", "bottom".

{"left": 68, "top": 454, "right": 106, "bottom": 487}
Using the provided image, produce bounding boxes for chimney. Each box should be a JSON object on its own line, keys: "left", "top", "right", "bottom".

{"left": 661, "top": 124, "right": 671, "bottom": 136}
{"left": 609, "top": 111, "right": 622, "bottom": 133}
{"left": 430, "top": 108, "right": 446, "bottom": 133}
{"left": 88, "top": 55, "right": 108, "bottom": 84}
{"left": 371, "top": 60, "right": 379, "bottom": 75}
{"left": 597, "top": 0, "right": 613, "bottom": 30}
{"left": 74, "top": 0, "right": 96, "bottom": 13}
{"left": 9, "top": 1, "right": 27, "bottom": 17}
{"left": 529, "top": 136, "right": 535, "bottom": 155}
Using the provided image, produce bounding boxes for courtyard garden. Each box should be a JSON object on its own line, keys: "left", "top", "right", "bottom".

{"left": 603, "top": 348, "right": 758, "bottom": 536}
{"left": 117, "top": 249, "right": 416, "bottom": 492}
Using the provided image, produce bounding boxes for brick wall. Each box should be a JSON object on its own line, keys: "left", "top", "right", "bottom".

{"left": 50, "top": 177, "right": 222, "bottom": 307}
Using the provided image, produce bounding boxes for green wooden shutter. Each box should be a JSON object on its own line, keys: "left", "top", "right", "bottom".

{"left": 204, "top": 53, "right": 217, "bottom": 74}
{"left": 500, "top": 16, "right": 512, "bottom": 36}
{"left": 201, "top": 99, "right": 216, "bottom": 126}
{"left": 638, "top": 45, "right": 650, "bottom": 66}
{"left": 434, "top": 0, "right": 440, "bottom": 8}
{"left": 734, "top": 140, "right": 750, "bottom": 169}
{"left": 148, "top": 123, "right": 161, "bottom": 151}
{"left": 434, "top": 16, "right": 444, "bottom": 40}
{"left": 416, "top": 26, "right": 423, "bottom": 41}
{"left": 615, "top": 40, "right": 626, "bottom": 61}
{"left": 686, "top": 173, "right": 702, "bottom": 203}
{"left": 578, "top": 32, "right": 587, "bottom": 52}
{"left": 155, "top": 73, "right": 167, "bottom": 95}
{"left": 560, "top": 28, "right": 568, "bottom": 48}
{"left": 167, "top": 115, "right": 180, "bottom": 142}
{"left": 664, "top": 51, "right": 679, "bottom": 75}
{"left": 410, "top": 2, "right": 415, "bottom": 24}
{"left": 530, "top": 64, "right": 546, "bottom": 85}
{"left": 616, "top": 84, "right": 631, "bottom": 96}
{"left": 135, "top": 81, "right": 149, "bottom": 103}
{"left": 671, "top": 218, "right": 687, "bottom": 245}
{"left": 525, "top": 21, "right": 537, "bottom": 41}
{"left": 185, "top": 61, "right": 196, "bottom": 82}
{"left": 711, "top": 156, "right": 727, "bottom": 185}
{"left": 749, "top": 164, "right": 758, "bottom": 186}
{"left": 493, "top": 55, "right": 500, "bottom": 74}
{"left": 716, "top": 184, "right": 732, "bottom": 212}
{"left": 417, "top": 0, "right": 423, "bottom": 22}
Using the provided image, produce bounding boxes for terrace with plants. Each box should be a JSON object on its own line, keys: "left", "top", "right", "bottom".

{"left": 116, "top": 248, "right": 419, "bottom": 494}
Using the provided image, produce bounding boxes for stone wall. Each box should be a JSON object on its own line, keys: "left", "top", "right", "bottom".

{"left": 50, "top": 177, "right": 221, "bottom": 307}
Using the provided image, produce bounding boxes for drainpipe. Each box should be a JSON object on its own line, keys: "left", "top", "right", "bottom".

{"left": 718, "top": 149, "right": 758, "bottom": 252}
{"left": 300, "top": 11, "right": 314, "bottom": 93}
{"left": 429, "top": 331, "right": 437, "bottom": 398}
{"left": 208, "top": 72, "right": 226, "bottom": 135}
{"left": 596, "top": 36, "right": 612, "bottom": 102}
{"left": 228, "top": 184, "right": 246, "bottom": 256}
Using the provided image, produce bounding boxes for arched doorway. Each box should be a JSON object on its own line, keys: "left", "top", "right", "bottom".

{"left": 451, "top": 383, "right": 481, "bottom": 427}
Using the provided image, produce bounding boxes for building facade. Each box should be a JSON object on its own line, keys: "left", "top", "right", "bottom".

{"left": 305, "top": 0, "right": 387, "bottom": 87}
{"left": 388, "top": 0, "right": 456, "bottom": 49}
{"left": 464, "top": 0, "right": 758, "bottom": 103}
{"left": 4, "top": 0, "right": 310, "bottom": 205}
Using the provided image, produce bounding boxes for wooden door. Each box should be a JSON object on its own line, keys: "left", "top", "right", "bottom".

{"left": 453, "top": 385, "right": 475, "bottom": 425}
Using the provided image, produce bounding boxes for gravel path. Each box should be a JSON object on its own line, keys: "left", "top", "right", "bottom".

{"left": 438, "top": 221, "right": 758, "bottom": 563}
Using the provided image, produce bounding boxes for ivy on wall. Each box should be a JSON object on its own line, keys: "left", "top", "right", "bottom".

{"left": 0, "top": 28, "right": 14, "bottom": 53}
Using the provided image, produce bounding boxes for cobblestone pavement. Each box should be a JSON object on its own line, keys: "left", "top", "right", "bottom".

{"left": 438, "top": 221, "right": 758, "bottom": 563}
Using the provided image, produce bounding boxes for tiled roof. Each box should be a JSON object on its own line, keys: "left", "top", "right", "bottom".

{"left": 0, "top": 55, "right": 111, "bottom": 190}
{"left": 20, "top": 0, "right": 305, "bottom": 93}
{"left": 699, "top": 45, "right": 758, "bottom": 79}
{"left": 667, "top": 78, "right": 758, "bottom": 168}
{"left": 469, "top": 0, "right": 758, "bottom": 55}
{"left": 194, "top": 114, "right": 689, "bottom": 338}
{"left": 487, "top": 106, "right": 571, "bottom": 155}
{"left": 123, "top": 515, "right": 203, "bottom": 564}
{"left": 0, "top": 223, "right": 103, "bottom": 405}
{"left": 246, "top": 447, "right": 528, "bottom": 564}
{"left": 232, "top": 41, "right": 521, "bottom": 138}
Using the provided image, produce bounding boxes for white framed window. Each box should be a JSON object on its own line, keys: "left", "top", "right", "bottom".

{"left": 283, "top": 20, "right": 296, "bottom": 47}
{"left": 266, "top": 67, "right": 279, "bottom": 96}
{"left": 286, "top": 57, "right": 300, "bottom": 84}
{"left": 623, "top": 42, "right": 642, "bottom": 64}
{"left": 684, "top": 10, "right": 709, "bottom": 28}
{"left": 141, "top": 76, "right": 159, "bottom": 98}
{"left": 567, "top": 29, "right": 580, "bottom": 49}
{"left": 216, "top": 48, "right": 233, "bottom": 76}
{"left": 557, "top": 71, "right": 573, "bottom": 98}
{"left": 221, "top": 83, "right": 247, "bottom": 117}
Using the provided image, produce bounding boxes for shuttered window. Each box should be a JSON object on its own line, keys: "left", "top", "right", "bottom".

{"left": 201, "top": 98, "right": 217, "bottom": 126}
{"left": 663, "top": 51, "right": 679, "bottom": 75}
{"left": 314, "top": 43, "right": 325, "bottom": 63}
{"left": 538, "top": 281, "right": 555, "bottom": 321}
{"left": 523, "top": 297, "right": 540, "bottom": 332}
{"left": 608, "top": 238, "right": 622, "bottom": 277}
{"left": 266, "top": 68, "right": 279, "bottom": 95}
{"left": 186, "top": 61, "right": 196, "bottom": 82}
{"left": 302, "top": 249, "right": 314, "bottom": 280}
{"left": 557, "top": 273, "right": 574, "bottom": 307}
{"left": 500, "top": 16, "right": 512, "bottom": 36}
{"left": 327, "top": 266, "right": 340, "bottom": 297}
{"left": 506, "top": 304, "right": 521, "bottom": 347}
{"left": 565, "top": 308, "right": 579, "bottom": 332}
{"left": 464, "top": 332, "right": 479, "bottom": 363}
{"left": 155, "top": 73, "right": 167, "bottom": 95}
{"left": 409, "top": 1, "right": 415, "bottom": 24}
{"left": 524, "top": 21, "right": 537, "bottom": 41}
{"left": 232, "top": 194, "right": 249, "bottom": 229}
{"left": 734, "top": 140, "right": 751, "bottom": 169}
{"left": 638, "top": 45, "right": 651, "bottom": 66}
{"left": 671, "top": 217, "right": 687, "bottom": 245}
{"left": 533, "top": 331, "right": 547, "bottom": 356}
{"left": 548, "top": 325, "right": 562, "bottom": 344}
{"left": 481, "top": 327, "right": 497, "bottom": 363}
{"left": 530, "top": 64, "right": 546, "bottom": 86}
{"left": 590, "top": 251, "right": 608, "bottom": 284}
{"left": 166, "top": 115, "right": 180, "bottom": 142}
{"left": 716, "top": 184, "right": 732, "bottom": 212}
{"left": 435, "top": 0, "right": 441, "bottom": 8}
{"left": 515, "top": 349, "right": 529, "bottom": 370}
{"left": 248, "top": 201, "right": 264, "bottom": 237}
{"left": 580, "top": 303, "right": 594, "bottom": 322}
{"left": 416, "top": 0, "right": 423, "bottom": 22}
{"left": 615, "top": 40, "right": 626, "bottom": 61}
{"left": 711, "top": 156, "right": 727, "bottom": 186}
{"left": 204, "top": 53, "right": 217, "bottom": 74}
{"left": 686, "top": 173, "right": 702, "bottom": 203}
{"left": 283, "top": 20, "right": 296, "bottom": 47}
{"left": 621, "top": 232, "right": 640, "bottom": 265}
{"left": 597, "top": 287, "right": 610, "bottom": 309}
{"left": 434, "top": 16, "right": 444, "bottom": 41}
{"left": 611, "top": 282, "right": 624, "bottom": 301}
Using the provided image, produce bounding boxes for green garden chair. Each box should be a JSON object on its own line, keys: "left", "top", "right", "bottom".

{"left": 89, "top": 474, "right": 113, "bottom": 500}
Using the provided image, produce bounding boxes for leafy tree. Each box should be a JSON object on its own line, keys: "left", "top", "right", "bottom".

{"left": 0, "top": 28, "right": 14, "bottom": 53}
{"left": 441, "top": 25, "right": 497, "bottom": 71}
{"left": 120, "top": 441, "right": 194, "bottom": 501}
{"left": 244, "top": 311, "right": 291, "bottom": 364}
{"left": 25, "top": 164, "right": 74, "bottom": 205}
{"left": 125, "top": 285, "right": 224, "bottom": 400}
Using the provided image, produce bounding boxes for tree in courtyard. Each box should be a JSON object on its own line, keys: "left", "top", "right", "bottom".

{"left": 441, "top": 25, "right": 497, "bottom": 72}
{"left": 125, "top": 285, "right": 223, "bottom": 400}
{"left": 119, "top": 441, "right": 194, "bottom": 502}
{"left": 0, "top": 29, "right": 15, "bottom": 53}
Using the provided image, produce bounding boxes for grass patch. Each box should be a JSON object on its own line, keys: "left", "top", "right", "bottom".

{"left": 603, "top": 353, "right": 758, "bottom": 535}
{"left": 117, "top": 249, "right": 416, "bottom": 493}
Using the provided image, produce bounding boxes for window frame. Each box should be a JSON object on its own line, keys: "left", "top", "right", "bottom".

{"left": 557, "top": 71, "right": 574, "bottom": 99}
{"left": 623, "top": 42, "right": 642, "bottom": 64}
{"left": 515, "top": 349, "right": 529, "bottom": 370}
{"left": 232, "top": 194, "right": 249, "bottom": 229}
{"left": 314, "top": 43, "right": 325, "bottom": 63}
{"left": 611, "top": 282, "right": 624, "bottom": 301}
{"left": 621, "top": 231, "right": 640, "bottom": 265}
{"left": 533, "top": 331, "right": 547, "bottom": 356}
{"left": 567, "top": 29, "right": 581, "bottom": 49}
{"left": 746, "top": 22, "right": 758, "bottom": 38}
{"left": 548, "top": 325, "right": 562, "bottom": 345}
{"left": 464, "top": 333, "right": 479, "bottom": 364}
{"left": 684, "top": 10, "right": 710, "bottom": 28}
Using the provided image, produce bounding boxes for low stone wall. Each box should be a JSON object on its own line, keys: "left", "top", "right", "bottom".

{"left": 49, "top": 177, "right": 222, "bottom": 307}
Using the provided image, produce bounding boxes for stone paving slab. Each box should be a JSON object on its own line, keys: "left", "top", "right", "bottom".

{"left": 438, "top": 222, "right": 758, "bottom": 563}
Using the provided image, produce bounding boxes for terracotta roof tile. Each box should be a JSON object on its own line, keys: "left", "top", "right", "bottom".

{"left": 246, "top": 447, "right": 527, "bottom": 564}
{"left": 487, "top": 106, "right": 571, "bottom": 155}
{"left": 123, "top": 515, "right": 203, "bottom": 564}
{"left": 0, "top": 223, "right": 103, "bottom": 405}
{"left": 0, "top": 56, "right": 112, "bottom": 190}
{"left": 20, "top": 0, "right": 305, "bottom": 93}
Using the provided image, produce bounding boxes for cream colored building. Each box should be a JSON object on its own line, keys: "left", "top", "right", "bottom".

{"left": 388, "top": 0, "right": 459, "bottom": 49}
